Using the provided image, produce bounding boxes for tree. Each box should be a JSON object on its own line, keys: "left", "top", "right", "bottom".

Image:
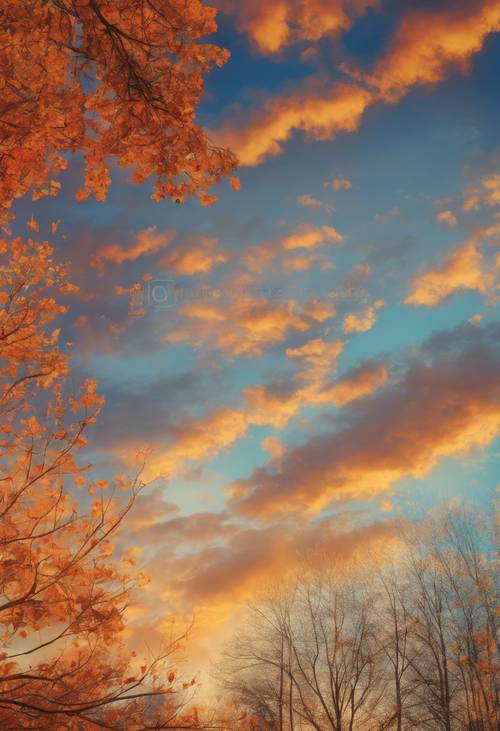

{"left": 0, "top": 0, "right": 237, "bottom": 225}
{"left": 0, "top": 234, "right": 194, "bottom": 729}
{"left": 217, "top": 565, "right": 386, "bottom": 731}
{"left": 377, "top": 566, "right": 413, "bottom": 731}
{"left": 217, "top": 506, "right": 499, "bottom": 731}
{"left": 404, "top": 506, "right": 499, "bottom": 731}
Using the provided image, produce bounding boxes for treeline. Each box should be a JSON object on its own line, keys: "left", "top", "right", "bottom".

{"left": 216, "top": 506, "right": 499, "bottom": 731}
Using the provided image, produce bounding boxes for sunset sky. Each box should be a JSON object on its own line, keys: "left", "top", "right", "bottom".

{"left": 13, "top": 0, "right": 500, "bottom": 688}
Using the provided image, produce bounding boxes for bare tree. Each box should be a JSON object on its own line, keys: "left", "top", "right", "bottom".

{"left": 216, "top": 563, "right": 386, "bottom": 731}
{"left": 403, "top": 503, "right": 499, "bottom": 731}
{"left": 376, "top": 565, "right": 414, "bottom": 731}
{"left": 215, "top": 503, "right": 499, "bottom": 731}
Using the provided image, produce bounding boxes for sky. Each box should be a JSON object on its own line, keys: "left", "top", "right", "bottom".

{"left": 13, "top": 0, "right": 500, "bottom": 692}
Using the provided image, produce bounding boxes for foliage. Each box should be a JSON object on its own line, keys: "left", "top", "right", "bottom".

{"left": 0, "top": 0, "right": 237, "bottom": 225}
{"left": 0, "top": 236, "right": 190, "bottom": 729}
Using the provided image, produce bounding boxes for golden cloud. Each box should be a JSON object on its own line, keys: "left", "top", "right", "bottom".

{"left": 230, "top": 326, "right": 500, "bottom": 518}
{"left": 216, "top": 0, "right": 378, "bottom": 54}
{"left": 343, "top": 298, "right": 385, "bottom": 333}
{"left": 436, "top": 210, "right": 458, "bottom": 227}
{"left": 217, "top": 1, "right": 499, "bottom": 166}
{"left": 158, "top": 235, "right": 229, "bottom": 275}
{"left": 217, "top": 82, "right": 373, "bottom": 166}
{"left": 90, "top": 226, "right": 175, "bottom": 270}
{"left": 405, "top": 243, "right": 489, "bottom": 306}
{"left": 167, "top": 297, "right": 336, "bottom": 359}
{"left": 363, "top": 0, "right": 500, "bottom": 99}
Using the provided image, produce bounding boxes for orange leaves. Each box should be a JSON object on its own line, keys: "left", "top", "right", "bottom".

{"left": 27, "top": 215, "right": 39, "bottom": 232}
{"left": 58, "top": 282, "right": 80, "bottom": 295}
{"left": 137, "top": 570, "right": 150, "bottom": 588}
{"left": 0, "top": 0, "right": 237, "bottom": 222}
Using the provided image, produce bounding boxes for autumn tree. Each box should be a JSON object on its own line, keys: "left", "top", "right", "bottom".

{"left": 0, "top": 234, "right": 196, "bottom": 729}
{"left": 0, "top": 0, "right": 237, "bottom": 225}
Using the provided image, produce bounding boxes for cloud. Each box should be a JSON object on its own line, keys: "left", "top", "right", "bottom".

{"left": 245, "top": 380, "right": 312, "bottom": 429}
{"left": 297, "top": 194, "right": 334, "bottom": 212}
{"left": 313, "top": 361, "right": 388, "bottom": 407}
{"left": 90, "top": 226, "right": 175, "bottom": 270}
{"left": 157, "top": 235, "right": 229, "bottom": 275}
{"left": 462, "top": 172, "right": 500, "bottom": 212}
{"left": 128, "top": 343, "right": 376, "bottom": 477}
{"left": 405, "top": 242, "right": 489, "bottom": 306}
{"left": 92, "top": 350, "right": 384, "bottom": 484}
{"left": 286, "top": 337, "right": 344, "bottom": 377}
{"left": 281, "top": 223, "right": 343, "bottom": 249}
{"left": 326, "top": 176, "right": 353, "bottom": 192}
{"left": 217, "top": 1, "right": 499, "bottom": 166}
{"left": 127, "top": 510, "right": 401, "bottom": 673}
{"left": 479, "top": 219, "right": 500, "bottom": 240}
{"left": 283, "top": 253, "right": 333, "bottom": 272}
{"left": 343, "top": 298, "right": 385, "bottom": 333}
{"left": 216, "top": 0, "right": 379, "bottom": 55}
{"left": 482, "top": 174, "right": 500, "bottom": 207}
{"left": 436, "top": 210, "right": 458, "bottom": 227}
{"left": 166, "top": 296, "right": 336, "bottom": 359}
{"left": 144, "top": 408, "right": 248, "bottom": 478}
{"left": 361, "top": 0, "right": 500, "bottom": 100}
{"left": 164, "top": 518, "right": 397, "bottom": 609}
{"left": 217, "top": 81, "right": 373, "bottom": 166}
{"left": 229, "top": 324, "right": 500, "bottom": 518}
{"left": 261, "top": 436, "right": 285, "bottom": 462}
{"left": 242, "top": 223, "right": 343, "bottom": 276}
{"left": 244, "top": 352, "right": 387, "bottom": 429}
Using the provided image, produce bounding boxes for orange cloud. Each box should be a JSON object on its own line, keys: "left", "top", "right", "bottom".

{"left": 218, "top": 81, "right": 373, "bottom": 166}
{"left": 286, "top": 337, "right": 344, "bottom": 377}
{"left": 216, "top": 0, "right": 379, "bottom": 54}
{"left": 462, "top": 172, "right": 500, "bottom": 212}
{"left": 158, "top": 235, "right": 229, "bottom": 275}
{"left": 165, "top": 519, "right": 398, "bottom": 611}
{"left": 297, "top": 193, "right": 334, "bottom": 212}
{"left": 482, "top": 174, "right": 500, "bottom": 207}
{"left": 281, "top": 223, "right": 343, "bottom": 250}
{"left": 245, "top": 380, "right": 307, "bottom": 429}
{"left": 313, "top": 361, "right": 388, "bottom": 407}
{"left": 90, "top": 226, "right": 174, "bottom": 270}
{"left": 102, "top": 344, "right": 382, "bottom": 486}
{"left": 405, "top": 243, "right": 489, "bottom": 306}
{"left": 436, "top": 210, "right": 458, "bottom": 227}
{"left": 229, "top": 325, "right": 500, "bottom": 518}
{"left": 326, "top": 176, "right": 353, "bottom": 192}
{"left": 128, "top": 513, "right": 401, "bottom": 677}
{"left": 217, "top": 1, "right": 499, "bottom": 166}
{"left": 241, "top": 223, "right": 342, "bottom": 275}
{"left": 144, "top": 408, "right": 248, "bottom": 478}
{"left": 283, "top": 253, "right": 332, "bottom": 272}
{"left": 362, "top": 0, "right": 500, "bottom": 100}
{"left": 343, "top": 298, "right": 385, "bottom": 333}
{"left": 261, "top": 436, "right": 285, "bottom": 462}
{"left": 167, "top": 297, "right": 336, "bottom": 359}
{"left": 245, "top": 353, "right": 387, "bottom": 429}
